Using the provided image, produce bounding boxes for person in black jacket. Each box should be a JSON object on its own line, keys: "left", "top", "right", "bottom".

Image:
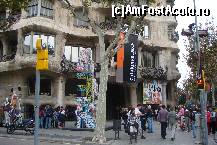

{"left": 146, "top": 105, "right": 154, "bottom": 133}
{"left": 139, "top": 105, "right": 147, "bottom": 139}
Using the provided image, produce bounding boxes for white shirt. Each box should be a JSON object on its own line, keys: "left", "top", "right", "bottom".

{"left": 135, "top": 107, "right": 142, "bottom": 116}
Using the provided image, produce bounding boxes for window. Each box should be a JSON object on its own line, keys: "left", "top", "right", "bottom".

{"left": 0, "top": 41, "right": 3, "bottom": 60}
{"left": 64, "top": 46, "right": 79, "bottom": 62}
{"left": 40, "top": 0, "right": 53, "bottom": 18}
{"left": 28, "top": 77, "right": 51, "bottom": 96}
{"left": 0, "top": 10, "right": 6, "bottom": 19}
{"left": 65, "top": 79, "right": 86, "bottom": 96}
{"left": 27, "top": 0, "right": 53, "bottom": 19}
{"left": 141, "top": 51, "right": 159, "bottom": 67}
{"left": 27, "top": 0, "right": 38, "bottom": 17}
{"left": 24, "top": 32, "right": 55, "bottom": 55}
{"left": 168, "top": 25, "right": 174, "bottom": 40}
{"left": 64, "top": 46, "right": 92, "bottom": 62}
{"left": 73, "top": 9, "right": 89, "bottom": 28}
{"left": 139, "top": 25, "right": 150, "bottom": 39}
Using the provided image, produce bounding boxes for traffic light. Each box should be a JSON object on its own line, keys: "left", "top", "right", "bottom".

{"left": 197, "top": 78, "right": 204, "bottom": 89}
{"left": 36, "top": 37, "right": 48, "bottom": 70}
{"left": 196, "top": 70, "right": 205, "bottom": 89}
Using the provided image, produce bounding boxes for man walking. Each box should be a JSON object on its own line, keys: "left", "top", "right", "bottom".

{"left": 157, "top": 105, "right": 168, "bottom": 139}
{"left": 168, "top": 107, "right": 177, "bottom": 141}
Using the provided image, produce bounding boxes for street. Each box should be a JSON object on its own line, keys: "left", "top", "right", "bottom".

{"left": 0, "top": 122, "right": 217, "bottom": 145}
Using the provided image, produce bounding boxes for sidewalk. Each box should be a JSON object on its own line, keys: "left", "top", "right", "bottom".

{"left": 0, "top": 121, "right": 216, "bottom": 145}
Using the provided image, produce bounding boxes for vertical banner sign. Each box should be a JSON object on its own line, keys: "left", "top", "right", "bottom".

{"left": 123, "top": 34, "right": 138, "bottom": 83}
{"left": 116, "top": 32, "right": 125, "bottom": 83}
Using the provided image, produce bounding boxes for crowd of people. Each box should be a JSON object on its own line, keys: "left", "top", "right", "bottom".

{"left": 116, "top": 104, "right": 217, "bottom": 143}
{"left": 39, "top": 105, "right": 67, "bottom": 129}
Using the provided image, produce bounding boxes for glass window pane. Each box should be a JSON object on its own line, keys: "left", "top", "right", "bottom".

{"left": 71, "top": 47, "right": 79, "bottom": 62}
{"left": 41, "top": 35, "right": 47, "bottom": 48}
{"left": 48, "top": 36, "right": 54, "bottom": 49}
{"left": 24, "top": 35, "right": 31, "bottom": 46}
{"left": 144, "top": 25, "right": 149, "bottom": 38}
{"left": 33, "top": 34, "right": 40, "bottom": 52}
{"left": 64, "top": 46, "right": 71, "bottom": 60}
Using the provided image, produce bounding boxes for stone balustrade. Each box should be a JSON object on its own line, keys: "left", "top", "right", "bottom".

{"left": 138, "top": 66, "right": 167, "bottom": 80}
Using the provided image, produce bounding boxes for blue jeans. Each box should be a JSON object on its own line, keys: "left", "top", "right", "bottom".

{"left": 39, "top": 117, "right": 44, "bottom": 128}
{"left": 45, "top": 117, "right": 51, "bottom": 129}
{"left": 192, "top": 121, "right": 197, "bottom": 138}
{"left": 147, "top": 117, "right": 153, "bottom": 133}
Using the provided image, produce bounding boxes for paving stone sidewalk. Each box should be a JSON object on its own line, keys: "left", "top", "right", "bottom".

{"left": 0, "top": 121, "right": 216, "bottom": 145}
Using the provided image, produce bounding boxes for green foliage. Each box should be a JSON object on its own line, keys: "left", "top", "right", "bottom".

{"left": 88, "top": 0, "right": 156, "bottom": 6}
{"left": 183, "top": 19, "right": 217, "bottom": 100}
{"left": 0, "top": 0, "right": 30, "bottom": 13}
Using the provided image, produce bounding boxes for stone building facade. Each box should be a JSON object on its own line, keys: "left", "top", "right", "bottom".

{"left": 0, "top": 0, "right": 180, "bottom": 119}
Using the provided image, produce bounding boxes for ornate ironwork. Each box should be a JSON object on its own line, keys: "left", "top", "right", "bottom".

{"left": 0, "top": 53, "right": 16, "bottom": 62}
{"left": 0, "top": 14, "right": 21, "bottom": 31}
{"left": 99, "top": 21, "right": 117, "bottom": 30}
{"left": 171, "top": 31, "right": 179, "bottom": 43}
{"left": 139, "top": 66, "right": 167, "bottom": 80}
{"left": 91, "top": 0, "right": 101, "bottom": 3}
{"left": 60, "top": 55, "right": 80, "bottom": 73}
{"left": 166, "top": 0, "right": 175, "bottom": 6}
{"left": 33, "top": 47, "right": 55, "bottom": 55}
{"left": 60, "top": 55, "right": 93, "bottom": 73}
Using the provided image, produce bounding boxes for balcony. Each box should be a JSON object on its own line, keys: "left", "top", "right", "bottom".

{"left": 0, "top": 54, "right": 16, "bottom": 62}
{"left": 99, "top": 21, "right": 117, "bottom": 30}
{"left": 138, "top": 66, "right": 167, "bottom": 80}
{"left": 60, "top": 55, "right": 93, "bottom": 73}
{"left": 169, "top": 31, "right": 179, "bottom": 43}
{"left": 166, "top": 0, "right": 175, "bottom": 6}
{"left": 0, "top": 14, "right": 21, "bottom": 31}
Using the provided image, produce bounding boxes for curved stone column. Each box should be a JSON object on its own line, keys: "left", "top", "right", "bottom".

{"left": 161, "top": 82, "right": 167, "bottom": 106}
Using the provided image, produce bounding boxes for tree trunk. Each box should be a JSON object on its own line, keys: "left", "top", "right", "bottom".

{"left": 92, "top": 32, "right": 109, "bottom": 143}
{"left": 212, "top": 81, "right": 215, "bottom": 107}
{"left": 92, "top": 58, "right": 109, "bottom": 143}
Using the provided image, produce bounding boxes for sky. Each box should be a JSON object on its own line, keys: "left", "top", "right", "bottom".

{"left": 174, "top": 0, "right": 217, "bottom": 88}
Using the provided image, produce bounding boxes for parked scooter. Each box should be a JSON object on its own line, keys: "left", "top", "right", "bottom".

{"left": 6, "top": 116, "right": 35, "bottom": 135}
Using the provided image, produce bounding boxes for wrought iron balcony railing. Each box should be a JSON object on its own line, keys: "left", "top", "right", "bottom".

{"left": 60, "top": 55, "right": 93, "bottom": 73}
{"left": 171, "top": 31, "right": 179, "bottom": 43}
{"left": 33, "top": 47, "right": 55, "bottom": 55}
{"left": 99, "top": 21, "right": 117, "bottom": 30}
{"left": 138, "top": 66, "right": 167, "bottom": 80}
{"left": 0, "top": 54, "right": 16, "bottom": 62}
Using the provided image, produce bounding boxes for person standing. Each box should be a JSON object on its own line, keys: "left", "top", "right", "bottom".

{"left": 157, "top": 105, "right": 168, "bottom": 139}
{"left": 147, "top": 105, "right": 154, "bottom": 133}
{"left": 139, "top": 105, "right": 147, "bottom": 139}
{"left": 3, "top": 98, "right": 11, "bottom": 126}
{"left": 189, "top": 108, "right": 197, "bottom": 138}
{"left": 210, "top": 108, "right": 216, "bottom": 139}
{"left": 45, "top": 105, "right": 53, "bottom": 129}
{"left": 168, "top": 107, "right": 177, "bottom": 141}
{"left": 185, "top": 109, "right": 191, "bottom": 132}
{"left": 206, "top": 109, "right": 211, "bottom": 135}
{"left": 39, "top": 107, "right": 45, "bottom": 128}
{"left": 58, "top": 106, "right": 65, "bottom": 129}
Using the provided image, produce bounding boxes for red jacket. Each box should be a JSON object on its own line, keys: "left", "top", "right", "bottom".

{"left": 207, "top": 111, "right": 211, "bottom": 123}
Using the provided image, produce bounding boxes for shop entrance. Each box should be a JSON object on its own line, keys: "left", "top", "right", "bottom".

{"left": 106, "top": 83, "right": 129, "bottom": 120}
